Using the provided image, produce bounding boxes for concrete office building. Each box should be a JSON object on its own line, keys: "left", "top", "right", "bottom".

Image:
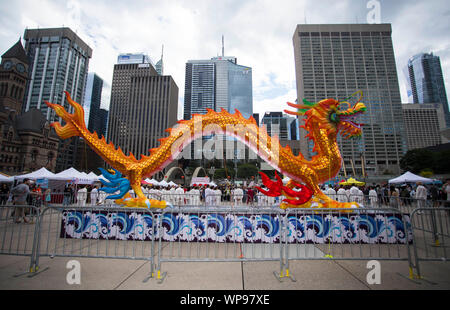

{"left": 293, "top": 24, "right": 407, "bottom": 176}
{"left": 107, "top": 57, "right": 178, "bottom": 164}
{"left": 402, "top": 103, "right": 446, "bottom": 150}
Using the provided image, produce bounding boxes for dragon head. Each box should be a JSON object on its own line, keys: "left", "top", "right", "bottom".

{"left": 284, "top": 92, "right": 366, "bottom": 139}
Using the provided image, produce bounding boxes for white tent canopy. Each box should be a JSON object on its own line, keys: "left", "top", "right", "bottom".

{"left": 0, "top": 174, "right": 14, "bottom": 182}
{"left": 14, "top": 167, "right": 58, "bottom": 180}
{"left": 159, "top": 180, "right": 169, "bottom": 187}
{"left": 87, "top": 172, "right": 100, "bottom": 181}
{"left": 54, "top": 167, "right": 94, "bottom": 184}
{"left": 388, "top": 171, "right": 435, "bottom": 184}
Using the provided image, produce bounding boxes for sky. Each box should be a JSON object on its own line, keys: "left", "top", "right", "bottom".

{"left": 1, "top": 0, "right": 449, "bottom": 121}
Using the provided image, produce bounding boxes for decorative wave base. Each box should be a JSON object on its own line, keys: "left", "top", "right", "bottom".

{"left": 60, "top": 210, "right": 412, "bottom": 244}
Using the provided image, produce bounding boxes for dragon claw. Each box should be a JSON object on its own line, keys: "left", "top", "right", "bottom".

{"left": 114, "top": 195, "right": 168, "bottom": 209}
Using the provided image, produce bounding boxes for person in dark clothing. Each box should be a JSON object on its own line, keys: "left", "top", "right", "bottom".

{"left": 0, "top": 183, "right": 10, "bottom": 205}
{"left": 400, "top": 186, "right": 411, "bottom": 206}
{"left": 429, "top": 184, "right": 439, "bottom": 207}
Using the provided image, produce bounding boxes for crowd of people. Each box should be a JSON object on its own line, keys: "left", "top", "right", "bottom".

{"left": 321, "top": 180, "right": 450, "bottom": 209}
{"left": 139, "top": 184, "right": 277, "bottom": 206}
{"left": 1, "top": 178, "right": 450, "bottom": 214}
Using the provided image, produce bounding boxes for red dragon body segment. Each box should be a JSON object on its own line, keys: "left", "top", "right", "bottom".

{"left": 46, "top": 92, "right": 366, "bottom": 209}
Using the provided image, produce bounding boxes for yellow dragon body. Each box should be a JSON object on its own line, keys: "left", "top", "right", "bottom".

{"left": 46, "top": 91, "right": 366, "bottom": 209}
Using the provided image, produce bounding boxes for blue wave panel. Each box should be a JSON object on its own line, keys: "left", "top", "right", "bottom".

{"left": 60, "top": 211, "right": 411, "bottom": 244}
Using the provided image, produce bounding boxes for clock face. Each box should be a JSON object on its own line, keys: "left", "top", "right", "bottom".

{"left": 3, "top": 60, "right": 13, "bottom": 70}
{"left": 16, "top": 63, "right": 25, "bottom": 73}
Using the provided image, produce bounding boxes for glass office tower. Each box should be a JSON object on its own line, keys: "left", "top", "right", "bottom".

{"left": 184, "top": 56, "right": 252, "bottom": 120}
{"left": 407, "top": 52, "right": 450, "bottom": 128}
{"left": 23, "top": 27, "right": 92, "bottom": 122}
{"left": 83, "top": 72, "right": 106, "bottom": 138}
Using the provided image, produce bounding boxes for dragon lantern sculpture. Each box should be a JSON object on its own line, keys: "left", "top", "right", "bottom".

{"left": 46, "top": 91, "right": 366, "bottom": 209}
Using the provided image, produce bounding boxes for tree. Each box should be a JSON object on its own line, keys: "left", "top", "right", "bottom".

{"left": 214, "top": 168, "right": 235, "bottom": 179}
{"left": 434, "top": 150, "right": 450, "bottom": 173}
{"left": 237, "top": 163, "right": 258, "bottom": 179}
{"left": 399, "top": 149, "right": 435, "bottom": 173}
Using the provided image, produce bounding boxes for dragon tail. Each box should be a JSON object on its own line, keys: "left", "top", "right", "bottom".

{"left": 45, "top": 92, "right": 138, "bottom": 171}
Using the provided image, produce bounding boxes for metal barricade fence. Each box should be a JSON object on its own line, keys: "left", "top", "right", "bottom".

{"left": 281, "top": 207, "right": 414, "bottom": 281}
{"left": 31, "top": 205, "right": 158, "bottom": 281}
{"left": 0, "top": 204, "right": 40, "bottom": 274}
{"left": 2, "top": 188, "right": 448, "bottom": 283}
{"left": 155, "top": 205, "right": 285, "bottom": 283}
{"left": 408, "top": 201, "right": 449, "bottom": 279}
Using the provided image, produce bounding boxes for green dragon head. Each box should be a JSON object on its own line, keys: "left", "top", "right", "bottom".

{"left": 284, "top": 92, "right": 366, "bottom": 139}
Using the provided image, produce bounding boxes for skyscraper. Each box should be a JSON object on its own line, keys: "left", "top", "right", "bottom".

{"left": 407, "top": 52, "right": 450, "bottom": 128}
{"left": 261, "top": 112, "right": 299, "bottom": 140}
{"left": 22, "top": 27, "right": 92, "bottom": 172}
{"left": 23, "top": 27, "right": 92, "bottom": 121}
{"left": 184, "top": 56, "right": 253, "bottom": 120}
{"left": 182, "top": 54, "right": 253, "bottom": 167}
{"left": 402, "top": 103, "right": 445, "bottom": 150}
{"left": 83, "top": 72, "right": 105, "bottom": 138}
{"left": 107, "top": 56, "right": 178, "bottom": 163}
{"left": 293, "top": 24, "right": 407, "bottom": 176}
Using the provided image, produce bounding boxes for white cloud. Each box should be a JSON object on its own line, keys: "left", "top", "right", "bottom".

{"left": 1, "top": 0, "right": 449, "bottom": 119}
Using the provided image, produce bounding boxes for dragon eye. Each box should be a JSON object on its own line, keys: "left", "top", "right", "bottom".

{"left": 330, "top": 113, "right": 339, "bottom": 123}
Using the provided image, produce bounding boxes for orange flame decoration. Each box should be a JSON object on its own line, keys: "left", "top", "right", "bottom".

{"left": 46, "top": 92, "right": 366, "bottom": 209}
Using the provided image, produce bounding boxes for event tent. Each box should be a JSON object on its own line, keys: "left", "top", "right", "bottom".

{"left": 341, "top": 177, "right": 365, "bottom": 186}
{"left": 168, "top": 181, "right": 178, "bottom": 187}
{"left": 159, "top": 180, "right": 169, "bottom": 187}
{"left": 0, "top": 173, "right": 13, "bottom": 182}
{"left": 54, "top": 167, "right": 95, "bottom": 184}
{"left": 14, "top": 167, "right": 58, "bottom": 180}
{"left": 388, "top": 171, "right": 435, "bottom": 184}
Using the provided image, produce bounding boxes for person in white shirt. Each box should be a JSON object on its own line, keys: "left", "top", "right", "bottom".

{"left": 325, "top": 185, "right": 336, "bottom": 201}
{"left": 186, "top": 186, "right": 196, "bottom": 205}
{"left": 90, "top": 186, "right": 99, "bottom": 206}
{"left": 349, "top": 185, "right": 359, "bottom": 202}
{"left": 415, "top": 182, "right": 428, "bottom": 209}
{"left": 443, "top": 179, "right": 450, "bottom": 215}
{"left": 98, "top": 189, "right": 107, "bottom": 205}
{"left": 148, "top": 186, "right": 157, "bottom": 200}
{"left": 233, "top": 186, "right": 244, "bottom": 205}
{"left": 443, "top": 179, "right": 450, "bottom": 202}
{"left": 168, "top": 186, "right": 176, "bottom": 205}
{"left": 369, "top": 186, "right": 378, "bottom": 208}
{"left": 76, "top": 186, "right": 87, "bottom": 206}
{"left": 204, "top": 186, "right": 213, "bottom": 205}
{"left": 256, "top": 188, "right": 266, "bottom": 207}
{"left": 214, "top": 187, "right": 222, "bottom": 206}
{"left": 356, "top": 187, "right": 365, "bottom": 205}
{"left": 175, "top": 186, "right": 185, "bottom": 206}
{"left": 161, "top": 187, "right": 170, "bottom": 203}
{"left": 337, "top": 186, "right": 348, "bottom": 203}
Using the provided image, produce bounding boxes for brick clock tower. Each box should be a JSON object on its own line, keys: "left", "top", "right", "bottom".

{"left": 0, "top": 39, "right": 29, "bottom": 115}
